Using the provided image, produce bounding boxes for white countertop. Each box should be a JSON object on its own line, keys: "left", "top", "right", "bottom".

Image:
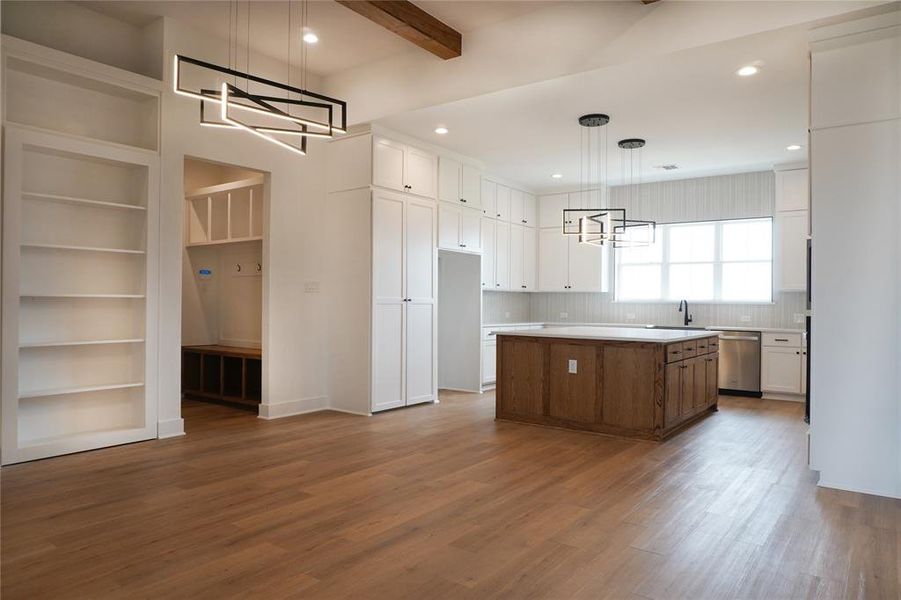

{"left": 707, "top": 325, "right": 804, "bottom": 334}
{"left": 495, "top": 326, "right": 718, "bottom": 343}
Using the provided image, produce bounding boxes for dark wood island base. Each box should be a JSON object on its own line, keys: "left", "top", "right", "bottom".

{"left": 495, "top": 329, "right": 720, "bottom": 441}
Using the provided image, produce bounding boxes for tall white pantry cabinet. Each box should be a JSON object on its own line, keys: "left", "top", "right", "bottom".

{"left": 1, "top": 37, "right": 161, "bottom": 464}
{"left": 326, "top": 132, "right": 438, "bottom": 414}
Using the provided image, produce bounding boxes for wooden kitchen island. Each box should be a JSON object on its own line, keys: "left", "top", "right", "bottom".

{"left": 495, "top": 327, "right": 720, "bottom": 441}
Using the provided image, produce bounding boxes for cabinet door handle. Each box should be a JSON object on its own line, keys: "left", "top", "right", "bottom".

{"left": 461, "top": 198, "right": 467, "bottom": 203}
{"left": 775, "top": 338, "right": 789, "bottom": 342}
{"left": 521, "top": 285, "right": 526, "bottom": 289}
{"left": 796, "top": 351, "right": 800, "bottom": 355}
{"left": 460, "top": 243, "right": 467, "bottom": 248}
{"left": 496, "top": 213, "right": 501, "bottom": 217}
{"left": 496, "top": 284, "right": 500, "bottom": 287}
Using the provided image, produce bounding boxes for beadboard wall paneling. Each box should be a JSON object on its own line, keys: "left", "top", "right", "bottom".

{"left": 482, "top": 291, "right": 531, "bottom": 323}
{"left": 525, "top": 171, "right": 803, "bottom": 329}
{"left": 610, "top": 170, "right": 774, "bottom": 223}
{"left": 529, "top": 292, "right": 806, "bottom": 329}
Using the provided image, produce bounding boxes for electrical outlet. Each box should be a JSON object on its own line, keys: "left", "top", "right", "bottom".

{"left": 559, "top": 312, "right": 568, "bottom": 320}
{"left": 626, "top": 313, "right": 636, "bottom": 321}
{"left": 304, "top": 281, "right": 320, "bottom": 293}
{"left": 505, "top": 311, "right": 511, "bottom": 318}
{"left": 568, "top": 359, "right": 578, "bottom": 374}
{"left": 793, "top": 313, "right": 805, "bottom": 324}
{"left": 740, "top": 315, "right": 751, "bottom": 323}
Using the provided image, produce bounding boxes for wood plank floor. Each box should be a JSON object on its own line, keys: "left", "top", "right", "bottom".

{"left": 3, "top": 392, "right": 900, "bottom": 599}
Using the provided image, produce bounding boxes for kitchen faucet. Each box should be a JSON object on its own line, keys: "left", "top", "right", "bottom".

{"left": 678, "top": 299, "right": 693, "bottom": 327}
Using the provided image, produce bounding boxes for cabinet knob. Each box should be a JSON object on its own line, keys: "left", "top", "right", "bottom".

{"left": 521, "top": 285, "right": 526, "bottom": 289}
{"left": 796, "top": 351, "right": 800, "bottom": 355}
{"left": 460, "top": 243, "right": 467, "bottom": 248}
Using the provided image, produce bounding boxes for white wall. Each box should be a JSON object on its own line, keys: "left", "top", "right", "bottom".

{"left": 809, "top": 9, "right": 901, "bottom": 498}
{"left": 0, "top": 1, "right": 163, "bottom": 78}
{"left": 160, "top": 17, "right": 331, "bottom": 429}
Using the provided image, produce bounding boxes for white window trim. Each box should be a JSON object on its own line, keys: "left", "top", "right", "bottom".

{"left": 613, "top": 217, "right": 774, "bottom": 304}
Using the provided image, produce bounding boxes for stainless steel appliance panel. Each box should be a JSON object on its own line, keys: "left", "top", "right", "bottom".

{"left": 717, "top": 331, "right": 761, "bottom": 393}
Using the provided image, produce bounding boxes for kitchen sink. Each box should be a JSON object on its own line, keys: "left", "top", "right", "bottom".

{"left": 647, "top": 325, "right": 708, "bottom": 331}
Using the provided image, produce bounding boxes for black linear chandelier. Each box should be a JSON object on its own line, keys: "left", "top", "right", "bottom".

{"left": 562, "top": 114, "right": 656, "bottom": 248}
{"left": 173, "top": 0, "right": 346, "bottom": 156}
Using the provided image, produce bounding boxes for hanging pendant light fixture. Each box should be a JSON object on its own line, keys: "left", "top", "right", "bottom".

{"left": 561, "top": 114, "right": 655, "bottom": 249}
{"left": 611, "top": 138, "right": 656, "bottom": 248}
{"left": 173, "top": 0, "right": 347, "bottom": 156}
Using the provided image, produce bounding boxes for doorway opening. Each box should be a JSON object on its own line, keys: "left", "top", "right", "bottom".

{"left": 180, "top": 157, "right": 267, "bottom": 416}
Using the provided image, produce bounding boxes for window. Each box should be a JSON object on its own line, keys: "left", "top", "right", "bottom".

{"left": 614, "top": 217, "right": 772, "bottom": 302}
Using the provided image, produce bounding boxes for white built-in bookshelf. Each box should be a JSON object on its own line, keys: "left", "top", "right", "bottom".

{"left": 2, "top": 36, "right": 161, "bottom": 464}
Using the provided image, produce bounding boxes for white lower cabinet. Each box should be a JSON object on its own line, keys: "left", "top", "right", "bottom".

{"left": 482, "top": 341, "right": 497, "bottom": 385}
{"left": 371, "top": 190, "right": 437, "bottom": 412}
{"left": 761, "top": 346, "right": 801, "bottom": 393}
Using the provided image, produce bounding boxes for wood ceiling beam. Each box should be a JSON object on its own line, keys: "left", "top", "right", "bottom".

{"left": 335, "top": 1, "right": 462, "bottom": 60}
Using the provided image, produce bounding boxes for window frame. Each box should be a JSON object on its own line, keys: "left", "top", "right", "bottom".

{"left": 612, "top": 216, "right": 775, "bottom": 304}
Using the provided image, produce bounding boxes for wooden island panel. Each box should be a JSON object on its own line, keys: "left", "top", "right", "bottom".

{"left": 496, "top": 333, "right": 719, "bottom": 441}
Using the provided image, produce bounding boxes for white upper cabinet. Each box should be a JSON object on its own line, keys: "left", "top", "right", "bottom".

{"left": 438, "top": 202, "right": 462, "bottom": 250}
{"left": 481, "top": 179, "right": 497, "bottom": 218}
{"left": 438, "top": 157, "right": 462, "bottom": 204}
{"left": 777, "top": 211, "right": 808, "bottom": 291}
{"left": 538, "top": 228, "right": 568, "bottom": 291}
{"left": 495, "top": 221, "right": 511, "bottom": 289}
{"left": 373, "top": 138, "right": 406, "bottom": 192}
{"left": 439, "top": 158, "right": 482, "bottom": 209}
{"left": 461, "top": 165, "right": 482, "bottom": 209}
{"left": 480, "top": 217, "right": 496, "bottom": 289}
{"left": 523, "top": 226, "right": 537, "bottom": 290}
{"left": 461, "top": 208, "right": 482, "bottom": 252}
{"left": 776, "top": 169, "right": 809, "bottom": 212}
{"left": 522, "top": 193, "right": 537, "bottom": 227}
{"left": 568, "top": 236, "right": 603, "bottom": 292}
{"left": 496, "top": 185, "right": 512, "bottom": 222}
{"left": 404, "top": 146, "right": 438, "bottom": 198}
{"left": 438, "top": 203, "right": 482, "bottom": 253}
{"left": 510, "top": 189, "right": 525, "bottom": 225}
{"left": 372, "top": 137, "right": 437, "bottom": 198}
{"left": 538, "top": 193, "right": 569, "bottom": 228}
{"left": 510, "top": 224, "right": 525, "bottom": 290}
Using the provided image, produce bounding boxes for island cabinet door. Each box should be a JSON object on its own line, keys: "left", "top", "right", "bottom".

{"left": 680, "top": 360, "right": 695, "bottom": 416}
{"left": 548, "top": 344, "right": 599, "bottom": 424}
{"left": 664, "top": 362, "right": 683, "bottom": 427}
{"left": 692, "top": 357, "right": 707, "bottom": 410}
{"left": 705, "top": 353, "right": 719, "bottom": 407}
{"left": 496, "top": 338, "right": 544, "bottom": 418}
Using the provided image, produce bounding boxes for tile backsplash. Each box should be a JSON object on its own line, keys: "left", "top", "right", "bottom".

{"left": 482, "top": 291, "right": 530, "bottom": 323}
{"left": 483, "top": 291, "right": 806, "bottom": 329}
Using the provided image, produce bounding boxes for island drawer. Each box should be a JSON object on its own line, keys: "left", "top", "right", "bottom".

{"left": 762, "top": 332, "right": 802, "bottom": 347}
{"left": 665, "top": 343, "right": 684, "bottom": 363}
{"left": 682, "top": 340, "right": 698, "bottom": 358}
{"left": 697, "top": 337, "right": 718, "bottom": 354}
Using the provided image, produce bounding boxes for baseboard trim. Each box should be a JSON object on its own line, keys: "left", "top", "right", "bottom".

{"left": 158, "top": 418, "right": 185, "bottom": 438}
{"left": 439, "top": 387, "right": 482, "bottom": 394}
{"left": 327, "top": 407, "right": 372, "bottom": 417}
{"left": 818, "top": 476, "right": 901, "bottom": 500}
{"left": 762, "top": 393, "right": 804, "bottom": 403}
{"left": 257, "top": 396, "right": 328, "bottom": 420}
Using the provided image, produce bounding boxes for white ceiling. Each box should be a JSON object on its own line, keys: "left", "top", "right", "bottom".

{"left": 78, "top": 0, "right": 555, "bottom": 76}
{"left": 377, "top": 24, "right": 811, "bottom": 192}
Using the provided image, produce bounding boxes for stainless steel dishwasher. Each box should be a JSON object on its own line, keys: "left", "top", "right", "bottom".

{"left": 716, "top": 330, "right": 761, "bottom": 396}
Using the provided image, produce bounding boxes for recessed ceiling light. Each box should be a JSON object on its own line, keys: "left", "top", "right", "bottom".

{"left": 786, "top": 144, "right": 802, "bottom": 151}
{"left": 551, "top": 173, "right": 563, "bottom": 179}
{"left": 303, "top": 32, "right": 319, "bottom": 44}
{"left": 434, "top": 127, "right": 448, "bottom": 135}
{"left": 737, "top": 65, "right": 759, "bottom": 77}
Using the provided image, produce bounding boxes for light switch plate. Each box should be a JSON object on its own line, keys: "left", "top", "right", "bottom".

{"left": 304, "top": 281, "right": 320, "bottom": 293}
{"left": 568, "top": 359, "right": 578, "bottom": 374}
{"left": 626, "top": 313, "right": 636, "bottom": 320}
{"left": 740, "top": 315, "right": 751, "bottom": 322}
{"left": 505, "top": 311, "right": 511, "bottom": 318}
{"left": 560, "top": 312, "right": 568, "bottom": 320}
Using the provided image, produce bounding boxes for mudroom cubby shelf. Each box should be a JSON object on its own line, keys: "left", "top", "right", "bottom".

{"left": 185, "top": 177, "right": 264, "bottom": 247}
{"left": 182, "top": 345, "right": 262, "bottom": 409}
